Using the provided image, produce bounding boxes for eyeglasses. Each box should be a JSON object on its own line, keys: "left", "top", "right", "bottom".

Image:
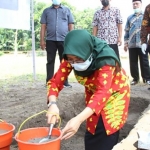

{"left": 67, "top": 59, "right": 84, "bottom": 64}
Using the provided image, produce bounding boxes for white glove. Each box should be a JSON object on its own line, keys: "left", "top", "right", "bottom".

{"left": 141, "top": 43, "right": 147, "bottom": 54}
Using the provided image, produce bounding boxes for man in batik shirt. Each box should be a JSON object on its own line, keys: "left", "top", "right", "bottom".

{"left": 92, "top": 0, "right": 123, "bottom": 60}
{"left": 124, "top": 0, "right": 150, "bottom": 85}
{"left": 140, "top": 3, "right": 150, "bottom": 90}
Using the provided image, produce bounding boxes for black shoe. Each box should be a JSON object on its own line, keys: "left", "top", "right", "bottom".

{"left": 64, "top": 83, "right": 72, "bottom": 88}
{"left": 143, "top": 79, "right": 150, "bottom": 85}
{"left": 131, "top": 80, "right": 139, "bottom": 85}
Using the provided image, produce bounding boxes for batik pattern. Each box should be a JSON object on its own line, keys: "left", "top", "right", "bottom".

{"left": 92, "top": 7, "right": 123, "bottom": 44}
{"left": 47, "top": 60, "right": 130, "bottom": 135}
{"left": 141, "top": 4, "right": 150, "bottom": 45}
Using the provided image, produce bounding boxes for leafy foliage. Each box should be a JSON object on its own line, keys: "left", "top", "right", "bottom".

{"left": 0, "top": 0, "right": 97, "bottom": 52}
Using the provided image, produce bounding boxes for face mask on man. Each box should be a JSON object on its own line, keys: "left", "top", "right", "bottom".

{"left": 101, "top": 0, "right": 109, "bottom": 7}
{"left": 134, "top": 8, "right": 141, "bottom": 13}
{"left": 71, "top": 54, "right": 93, "bottom": 71}
{"left": 52, "top": 0, "right": 61, "bottom": 5}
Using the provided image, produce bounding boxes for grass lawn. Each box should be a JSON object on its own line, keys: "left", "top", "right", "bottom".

{"left": 0, "top": 52, "right": 134, "bottom": 86}
{"left": 0, "top": 53, "right": 77, "bottom": 85}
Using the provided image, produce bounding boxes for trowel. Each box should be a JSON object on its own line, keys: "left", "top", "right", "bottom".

{"left": 39, "top": 123, "right": 55, "bottom": 143}
{"left": 39, "top": 116, "right": 56, "bottom": 143}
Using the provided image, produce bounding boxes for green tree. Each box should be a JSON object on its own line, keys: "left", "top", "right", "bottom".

{"left": 74, "top": 8, "right": 95, "bottom": 33}
{"left": 0, "top": 0, "right": 98, "bottom": 52}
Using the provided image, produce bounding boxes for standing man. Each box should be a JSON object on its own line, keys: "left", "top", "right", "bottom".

{"left": 124, "top": 0, "right": 150, "bottom": 85}
{"left": 141, "top": 3, "right": 150, "bottom": 89}
{"left": 92, "top": 0, "right": 123, "bottom": 60}
{"left": 40, "top": 0, "right": 74, "bottom": 87}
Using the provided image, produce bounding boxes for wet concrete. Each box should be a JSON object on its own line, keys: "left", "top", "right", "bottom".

{"left": 0, "top": 129, "right": 8, "bottom": 134}
{"left": 28, "top": 135, "right": 58, "bottom": 143}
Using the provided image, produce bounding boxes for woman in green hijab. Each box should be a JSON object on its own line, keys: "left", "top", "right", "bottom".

{"left": 46, "top": 30, "right": 130, "bottom": 150}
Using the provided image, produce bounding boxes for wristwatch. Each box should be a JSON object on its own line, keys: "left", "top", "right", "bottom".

{"left": 47, "top": 101, "right": 57, "bottom": 108}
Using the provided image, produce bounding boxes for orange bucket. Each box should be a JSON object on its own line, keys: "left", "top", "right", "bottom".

{"left": 15, "top": 127, "right": 61, "bottom": 150}
{"left": 14, "top": 110, "right": 62, "bottom": 150}
{"left": 0, "top": 121, "right": 15, "bottom": 150}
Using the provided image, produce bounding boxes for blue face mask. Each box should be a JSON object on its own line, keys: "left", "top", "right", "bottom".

{"left": 52, "top": 0, "right": 61, "bottom": 5}
{"left": 134, "top": 8, "right": 141, "bottom": 13}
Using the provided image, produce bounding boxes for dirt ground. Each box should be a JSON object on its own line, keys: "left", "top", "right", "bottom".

{"left": 0, "top": 78, "right": 150, "bottom": 150}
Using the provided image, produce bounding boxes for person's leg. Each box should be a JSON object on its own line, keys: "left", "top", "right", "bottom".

{"left": 129, "top": 48, "right": 139, "bottom": 84}
{"left": 84, "top": 116, "right": 119, "bottom": 150}
{"left": 46, "top": 40, "right": 57, "bottom": 83}
{"left": 109, "top": 44, "right": 120, "bottom": 60}
{"left": 57, "top": 41, "right": 72, "bottom": 87}
{"left": 148, "top": 45, "right": 150, "bottom": 54}
{"left": 138, "top": 48, "right": 150, "bottom": 83}
{"left": 147, "top": 45, "right": 150, "bottom": 90}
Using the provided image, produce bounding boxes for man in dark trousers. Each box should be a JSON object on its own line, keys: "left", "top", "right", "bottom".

{"left": 141, "top": 3, "right": 150, "bottom": 89}
{"left": 40, "top": 0, "right": 74, "bottom": 87}
{"left": 124, "top": 0, "right": 150, "bottom": 85}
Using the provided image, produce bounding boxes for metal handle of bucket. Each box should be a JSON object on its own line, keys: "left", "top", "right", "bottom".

{"left": 17, "top": 110, "right": 61, "bottom": 136}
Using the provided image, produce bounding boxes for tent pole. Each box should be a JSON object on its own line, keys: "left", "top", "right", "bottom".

{"left": 31, "top": 0, "right": 36, "bottom": 80}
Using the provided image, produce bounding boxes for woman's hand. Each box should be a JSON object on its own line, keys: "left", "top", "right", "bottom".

{"left": 61, "top": 116, "right": 82, "bottom": 140}
{"left": 46, "top": 104, "right": 59, "bottom": 124}
{"left": 61, "top": 107, "right": 94, "bottom": 140}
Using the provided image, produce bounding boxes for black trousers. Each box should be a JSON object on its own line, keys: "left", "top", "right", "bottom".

{"left": 46, "top": 40, "right": 68, "bottom": 84}
{"left": 84, "top": 116, "right": 119, "bottom": 150}
{"left": 109, "top": 44, "right": 120, "bottom": 60}
{"left": 129, "top": 48, "right": 150, "bottom": 82}
{"left": 147, "top": 45, "right": 150, "bottom": 54}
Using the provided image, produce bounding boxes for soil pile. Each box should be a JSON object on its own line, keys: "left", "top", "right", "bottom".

{"left": 0, "top": 81, "right": 150, "bottom": 150}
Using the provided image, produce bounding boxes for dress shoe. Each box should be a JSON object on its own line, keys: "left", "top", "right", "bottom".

{"left": 131, "top": 80, "right": 139, "bottom": 85}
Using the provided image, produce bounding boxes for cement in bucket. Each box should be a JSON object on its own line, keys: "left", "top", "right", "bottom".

{"left": 15, "top": 127, "right": 61, "bottom": 150}
{"left": 0, "top": 122, "right": 15, "bottom": 150}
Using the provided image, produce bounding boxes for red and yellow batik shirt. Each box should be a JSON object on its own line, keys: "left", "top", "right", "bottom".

{"left": 47, "top": 59, "right": 130, "bottom": 135}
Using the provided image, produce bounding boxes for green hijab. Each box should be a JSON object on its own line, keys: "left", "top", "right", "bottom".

{"left": 63, "top": 30, "right": 121, "bottom": 77}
